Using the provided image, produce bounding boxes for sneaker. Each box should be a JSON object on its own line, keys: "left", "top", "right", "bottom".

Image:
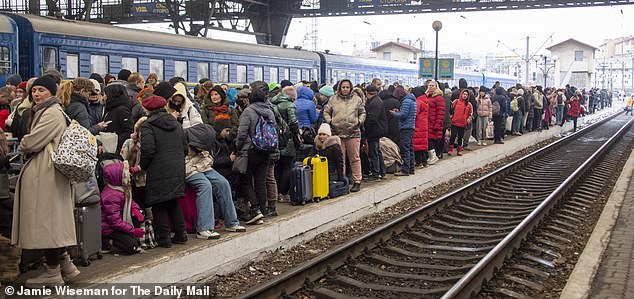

{"left": 255, "top": 219, "right": 264, "bottom": 225}
{"left": 214, "top": 219, "right": 222, "bottom": 230}
{"left": 394, "top": 172, "right": 410, "bottom": 176}
{"left": 482, "top": 141, "right": 487, "bottom": 146}
{"left": 171, "top": 232, "right": 188, "bottom": 244}
{"left": 25, "top": 265, "right": 64, "bottom": 287}
{"left": 60, "top": 252, "right": 80, "bottom": 280}
{"left": 494, "top": 140, "right": 504, "bottom": 144}
{"left": 477, "top": 141, "right": 482, "bottom": 146}
{"left": 225, "top": 225, "right": 247, "bottom": 232}
{"left": 197, "top": 230, "right": 221, "bottom": 240}
{"left": 364, "top": 175, "right": 379, "bottom": 182}
{"left": 245, "top": 210, "right": 264, "bottom": 225}
{"left": 263, "top": 207, "right": 279, "bottom": 217}
{"left": 350, "top": 183, "right": 361, "bottom": 192}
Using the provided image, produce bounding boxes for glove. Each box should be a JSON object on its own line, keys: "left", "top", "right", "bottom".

{"left": 132, "top": 228, "right": 145, "bottom": 238}
{"left": 129, "top": 166, "right": 141, "bottom": 173}
{"left": 132, "top": 209, "right": 144, "bottom": 222}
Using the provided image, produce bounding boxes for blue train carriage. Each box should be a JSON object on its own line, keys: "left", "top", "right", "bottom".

{"left": 480, "top": 71, "right": 518, "bottom": 89}
{"left": 4, "top": 13, "right": 321, "bottom": 85}
{"left": 0, "top": 14, "right": 18, "bottom": 86}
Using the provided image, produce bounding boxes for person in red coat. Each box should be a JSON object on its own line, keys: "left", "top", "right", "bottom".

{"left": 449, "top": 90, "right": 474, "bottom": 156}
{"left": 425, "top": 81, "right": 446, "bottom": 162}
{"left": 413, "top": 88, "right": 429, "bottom": 166}
{"left": 567, "top": 91, "right": 581, "bottom": 132}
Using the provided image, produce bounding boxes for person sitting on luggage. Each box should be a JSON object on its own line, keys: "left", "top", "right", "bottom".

{"left": 313, "top": 123, "right": 345, "bottom": 182}
{"left": 100, "top": 161, "right": 144, "bottom": 254}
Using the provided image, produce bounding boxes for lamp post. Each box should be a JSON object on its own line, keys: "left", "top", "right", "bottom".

{"left": 535, "top": 55, "right": 557, "bottom": 87}
{"left": 432, "top": 20, "right": 442, "bottom": 81}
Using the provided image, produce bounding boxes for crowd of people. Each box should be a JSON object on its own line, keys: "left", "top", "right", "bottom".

{"left": 0, "top": 69, "right": 616, "bottom": 286}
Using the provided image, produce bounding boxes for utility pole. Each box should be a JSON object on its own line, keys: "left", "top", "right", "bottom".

{"left": 622, "top": 61, "right": 625, "bottom": 94}
{"left": 525, "top": 36, "right": 530, "bottom": 85}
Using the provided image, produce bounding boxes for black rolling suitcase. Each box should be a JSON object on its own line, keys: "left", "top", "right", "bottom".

{"left": 328, "top": 178, "right": 349, "bottom": 199}
{"left": 289, "top": 162, "right": 312, "bottom": 205}
{"left": 70, "top": 202, "right": 102, "bottom": 266}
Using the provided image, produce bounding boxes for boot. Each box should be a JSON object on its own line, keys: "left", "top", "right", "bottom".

{"left": 427, "top": 150, "right": 439, "bottom": 165}
{"left": 25, "top": 265, "right": 64, "bottom": 287}
{"left": 457, "top": 146, "right": 463, "bottom": 156}
{"left": 447, "top": 145, "right": 453, "bottom": 156}
{"left": 60, "top": 252, "right": 80, "bottom": 280}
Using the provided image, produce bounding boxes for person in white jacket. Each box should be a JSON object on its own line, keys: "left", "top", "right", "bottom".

{"left": 166, "top": 82, "right": 203, "bottom": 129}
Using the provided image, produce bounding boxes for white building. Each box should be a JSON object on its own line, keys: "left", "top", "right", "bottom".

{"left": 546, "top": 38, "right": 597, "bottom": 88}
{"left": 371, "top": 41, "right": 421, "bottom": 63}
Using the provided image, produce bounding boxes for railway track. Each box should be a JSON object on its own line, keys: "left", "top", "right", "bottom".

{"left": 238, "top": 113, "right": 634, "bottom": 299}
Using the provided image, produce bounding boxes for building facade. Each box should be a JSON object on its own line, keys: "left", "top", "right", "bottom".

{"left": 371, "top": 41, "right": 421, "bottom": 63}
{"left": 546, "top": 38, "right": 597, "bottom": 88}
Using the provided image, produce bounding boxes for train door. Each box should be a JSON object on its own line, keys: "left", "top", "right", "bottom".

{"left": 41, "top": 46, "right": 58, "bottom": 76}
{"left": 0, "top": 45, "right": 12, "bottom": 86}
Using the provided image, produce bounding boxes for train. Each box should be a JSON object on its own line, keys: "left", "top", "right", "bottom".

{"left": 0, "top": 13, "right": 517, "bottom": 89}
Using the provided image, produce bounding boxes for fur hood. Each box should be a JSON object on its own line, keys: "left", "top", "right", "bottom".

{"left": 427, "top": 88, "right": 443, "bottom": 98}
{"left": 314, "top": 135, "right": 341, "bottom": 150}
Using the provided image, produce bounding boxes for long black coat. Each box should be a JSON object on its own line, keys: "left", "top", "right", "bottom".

{"left": 379, "top": 91, "right": 401, "bottom": 145}
{"left": 364, "top": 95, "right": 388, "bottom": 141}
{"left": 103, "top": 89, "right": 134, "bottom": 154}
{"left": 140, "top": 110, "right": 188, "bottom": 206}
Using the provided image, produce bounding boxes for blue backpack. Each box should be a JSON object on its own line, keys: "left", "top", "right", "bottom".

{"left": 252, "top": 115, "right": 279, "bottom": 152}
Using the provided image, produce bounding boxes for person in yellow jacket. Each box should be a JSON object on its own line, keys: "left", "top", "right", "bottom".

{"left": 626, "top": 95, "right": 633, "bottom": 116}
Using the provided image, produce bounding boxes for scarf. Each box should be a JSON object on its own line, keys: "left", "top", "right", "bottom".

{"left": 209, "top": 105, "right": 229, "bottom": 113}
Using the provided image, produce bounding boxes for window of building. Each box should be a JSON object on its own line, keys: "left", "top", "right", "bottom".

{"left": 197, "top": 63, "right": 209, "bottom": 82}
{"left": 0, "top": 47, "right": 10, "bottom": 75}
{"left": 296, "top": 69, "right": 301, "bottom": 82}
{"left": 383, "top": 52, "right": 391, "bottom": 61}
{"left": 66, "top": 54, "right": 79, "bottom": 78}
{"left": 174, "top": 60, "right": 188, "bottom": 80}
{"left": 270, "top": 67, "right": 278, "bottom": 83}
{"left": 43, "top": 47, "right": 58, "bottom": 72}
{"left": 149, "top": 59, "right": 164, "bottom": 80}
{"left": 90, "top": 54, "right": 108, "bottom": 76}
{"left": 253, "top": 66, "right": 263, "bottom": 81}
{"left": 313, "top": 69, "right": 319, "bottom": 82}
{"left": 575, "top": 50, "right": 583, "bottom": 61}
{"left": 283, "top": 68, "right": 290, "bottom": 81}
{"left": 237, "top": 65, "right": 247, "bottom": 83}
{"left": 218, "top": 64, "right": 229, "bottom": 83}
{"left": 121, "top": 57, "right": 138, "bottom": 73}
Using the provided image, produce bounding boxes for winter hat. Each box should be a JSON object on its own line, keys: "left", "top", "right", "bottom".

{"left": 517, "top": 89, "right": 524, "bottom": 96}
{"left": 317, "top": 123, "right": 332, "bottom": 136}
{"left": 319, "top": 85, "right": 334, "bottom": 97}
{"left": 89, "top": 73, "right": 104, "bottom": 84}
{"left": 17, "top": 81, "right": 27, "bottom": 92}
{"left": 90, "top": 79, "right": 101, "bottom": 94}
{"left": 142, "top": 95, "right": 167, "bottom": 111}
{"left": 237, "top": 88, "right": 251, "bottom": 99}
{"left": 280, "top": 80, "right": 293, "bottom": 88}
{"left": 31, "top": 75, "right": 58, "bottom": 96}
{"left": 251, "top": 81, "right": 269, "bottom": 103}
{"left": 214, "top": 118, "right": 233, "bottom": 135}
{"left": 268, "top": 82, "right": 279, "bottom": 92}
{"left": 365, "top": 85, "right": 379, "bottom": 94}
{"left": 104, "top": 74, "right": 116, "bottom": 84}
{"left": 210, "top": 85, "right": 227, "bottom": 102}
{"left": 153, "top": 82, "right": 177, "bottom": 100}
{"left": 117, "top": 69, "right": 131, "bottom": 81}
{"left": 73, "top": 77, "right": 96, "bottom": 93}
{"left": 6, "top": 74, "right": 22, "bottom": 86}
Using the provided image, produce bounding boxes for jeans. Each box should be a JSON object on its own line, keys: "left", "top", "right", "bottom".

{"left": 187, "top": 169, "right": 241, "bottom": 231}
{"left": 449, "top": 125, "right": 465, "bottom": 147}
{"left": 367, "top": 139, "right": 385, "bottom": 176}
{"left": 476, "top": 116, "right": 488, "bottom": 141}
{"left": 266, "top": 162, "right": 277, "bottom": 208}
{"left": 399, "top": 129, "right": 415, "bottom": 173}
{"left": 556, "top": 106, "right": 564, "bottom": 125}
{"left": 512, "top": 110, "right": 523, "bottom": 133}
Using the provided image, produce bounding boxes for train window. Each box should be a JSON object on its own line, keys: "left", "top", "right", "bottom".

{"left": 43, "top": 47, "right": 57, "bottom": 72}
{"left": 174, "top": 61, "right": 188, "bottom": 81}
{"left": 303, "top": 69, "right": 310, "bottom": 81}
{"left": 283, "top": 68, "right": 290, "bottom": 81}
{"left": 218, "top": 64, "right": 229, "bottom": 83}
{"left": 296, "top": 69, "right": 301, "bottom": 82}
{"left": 149, "top": 59, "right": 164, "bottom": 81}
{"left": 270, "top": 67, "right": 278, "bottom": 83}
{"left": 253, "top": 66, "right": 263, "bottom": 81}
{"left": 90, "top": 55, "right": 108, "bottom": 77}
{"left": 350, "top": 73, "right": 356, "bottom": 84}
{"left": 359, "top": 73, "right": 365, "bottom": 85}
{"left": 121, "top": 57, "right": 138, "bottom": 73}
{"left": 197, "top": 63, "right": 209, "bottom": 82}
{"left": 66, "top": 54, "right": 79, "bottom": 79}
{"left": 313, "top": 69, "right": 318, "bottom": 82}
{"left": 331, "top": 70, "right": 337, "bottom": 83}
{"left": 0, "top": 47, "right": 9, "bottom": 75}
{"left": 236, "top": 65, "right": 247, "bottom": 83}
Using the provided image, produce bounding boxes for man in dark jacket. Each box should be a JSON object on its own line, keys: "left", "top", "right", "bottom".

{"left": 491, "top": 87, "right": 508, "bottom": 144}
{"left": 140, "top": 95, "right": 189, "bottom": 247}
{"left": 379, "top": 90, "right": 400, "bottom": 145}
{"left": 103, "top": 84, "right": 134, "bottom": 154}
{"left": 363, "top": 86, "right": 387, "bottom": 180}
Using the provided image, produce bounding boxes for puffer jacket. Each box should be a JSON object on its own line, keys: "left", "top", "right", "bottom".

{"left": 313, "top": 135, "right": 344, "bottom": 182}
{"left": 379, "top": 91, "right": 401, "bottom": 145}
{"left": 476, "top": 95, "right": 492, "bottom": 119}
{"left": 491, "top": 87, "right": 508, "bottom": 116}
{"left": 413, "top": 95, "right": 429, "bottom": 151}
{"left": 167, "top": 83, "right": 203, "bottom": 129}
{"left": 533, "top": 91, "right": 544, "bottom": 109}
{"left": 393, "top": 93, "right": 416, "bottom": 129}
{"left": 295, "top": 87, "right": 318, "bottom": 128}
{"left": 236, "top": 101, "right": 276, "bottom": 152}
{"left": 364, "top": 95, "right": 387, "bottom": 141}
{"left": 271, "top": 91, "right": 300, "bottom": 157}
{"left": 323, "top": 79, "right": 366, "bottom": 138}
{"left": 103, "top": 86, "right": 134, "bottom": 154}
{"left": 451, "top": 97, "right": 474, "bottom": 128}
{"left": 425, "top": 89, "right": 446, "bottom": 139}
{"left": 567, "top": 97, "right": 581, "bottom": 117}
{"left": 65, "top": 93, "right": 91, "bottom": 129}
{"left": 100, "top": 162, "right": 141, "bottom": 237}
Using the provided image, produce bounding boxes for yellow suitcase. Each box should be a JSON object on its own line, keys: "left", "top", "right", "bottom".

{"left": 303, "top": 156, "right": 329, "bottom": 201}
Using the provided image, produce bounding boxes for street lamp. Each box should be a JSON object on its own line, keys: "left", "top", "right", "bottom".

{"left": 432, "top": 20, "right": 442, "bottom": 81}
{"left": 534, "top": 55, "right": 557, "bottom": 87}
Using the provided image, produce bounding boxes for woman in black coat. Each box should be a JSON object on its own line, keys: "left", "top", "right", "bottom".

{"left": 103, "top": 84, "right": 134, "bottom": 154}
{"left": 379, "top": 90, "right": 401, "bottom": 145}
{"left": 139, "top": 95, "right": 188, "bottom": 248}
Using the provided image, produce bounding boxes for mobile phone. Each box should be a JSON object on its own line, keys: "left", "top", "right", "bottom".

{"left": 104, "top": 120, "right": 113, "bottom": 125}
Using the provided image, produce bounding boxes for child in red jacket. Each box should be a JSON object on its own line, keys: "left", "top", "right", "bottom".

{"left": 448, "top": 90, "right": 473, "bottom": 156}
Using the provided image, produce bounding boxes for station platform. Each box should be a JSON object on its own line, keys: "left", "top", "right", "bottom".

{"left": 15, "top": 106, "right": 622, "bottom": 286}
{"left": 561, "top": 115, "right": 634, "bottom": 299}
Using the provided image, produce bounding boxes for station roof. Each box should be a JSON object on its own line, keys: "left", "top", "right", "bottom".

{"left": 371, "top": 41, "right": 422, "bottom": 53}
{"left": 546, "top": 38, "right": 598, "bottom": 51}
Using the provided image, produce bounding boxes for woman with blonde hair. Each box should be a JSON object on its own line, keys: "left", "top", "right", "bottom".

{"left": 56, "top": 77, "right": 94, "bottom": 129}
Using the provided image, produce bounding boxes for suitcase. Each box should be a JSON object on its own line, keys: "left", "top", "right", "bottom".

{"left": 303, "top": 156, "right": 329, "bottom": 201}
{"left": 71, "top": 202, "right": 102, "bottom": 266}
{"left": 328, "top": 178, "right": 349, "bottom": 199}
{"left": 289, "top": 162, "right": 312, "bottom": 205}
{"left": 296, "top": 144, "right": 314, "bottom": 163}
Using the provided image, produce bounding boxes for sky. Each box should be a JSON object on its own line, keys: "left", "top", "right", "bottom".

{"left": 123, "top": 4, "right": 634, "bottom": 59}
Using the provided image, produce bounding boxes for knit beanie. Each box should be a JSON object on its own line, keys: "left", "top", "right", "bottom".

{"left": 17, "top": 81, "right": 28, "bottom": 92}
{"left": 214, "top": 118, "right": 233, "bottom": 135}
{"left": 142, "top": 95, "right": 167, "bottom": 111}
{"left": 6, "top": 74, "right": 22, "bottom": 86}
{"left": 89, "top": 73, "right": 104, "bottom": 84}
{"left": 210, "top": 85, "right": 227, "bottom": 102}
{"left": 318, "top": 123, "right": 332, "bottom": 136}
{"left": 268, "top": 82, "right": 279, "bottom": 92}
{"left": 73, "top": 77, "right": 95, "bottom": 93}
{"left": 280, "top": 80, "right": 293, "bottom": 88}
{"left": 90, "top": 79, "right": 102, "bottom": 94}
{"left": 153, "top": 82, "right": 177, "bottom": 100}
{"left": 319, "top": 85, "right": 334, "bottom": 97}
{"left": 31, "top": 75, "right": 58, "bottom": 96}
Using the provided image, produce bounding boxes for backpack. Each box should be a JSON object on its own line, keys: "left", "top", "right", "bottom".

{"left": 510, "top": 97, "right": 519, "bottom": 112}
{"left": 272, "top": 104, "right": 290, "bottom": 149}
{"left": 39, "top": 107, "right": 98, "bottom": 182}
{"left": 492, "top": 100, "right": 501, "bottom": 116}
{"left": 251, "top": 115, "right": 279, "bottom": 152}
{"left": 557, "top": 94, "right": 564, "bottom": 105}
